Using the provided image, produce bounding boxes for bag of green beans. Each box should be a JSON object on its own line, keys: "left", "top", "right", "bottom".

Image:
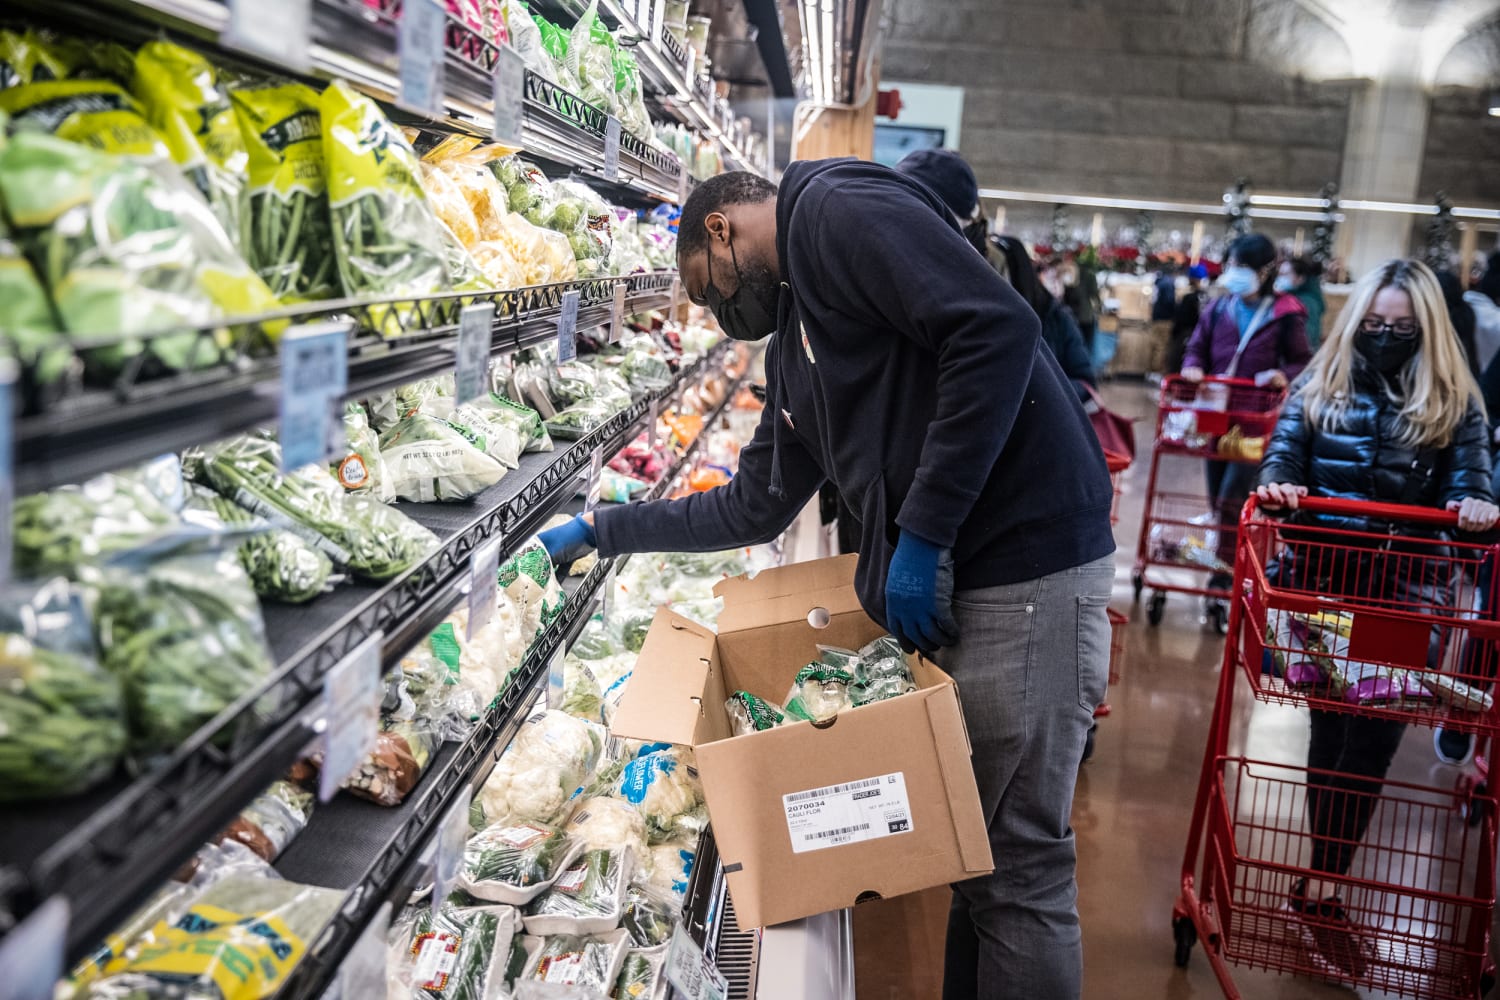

{"left": 0, "top": 577, "right": 126, "bottom": 802}
{"left": 231, "top": 80, "right": 339, "bottom": 302}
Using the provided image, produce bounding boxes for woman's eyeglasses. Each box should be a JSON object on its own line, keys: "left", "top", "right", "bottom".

{"left": 1358, "top": 317, "right": 1420, "bottom": 340}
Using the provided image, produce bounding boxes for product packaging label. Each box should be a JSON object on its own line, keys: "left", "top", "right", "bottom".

{"left": 782, "top": 772, "right": 913, "bottom": 854}
{"left": 412, "top": 932, "right": 460, "bottom": 990}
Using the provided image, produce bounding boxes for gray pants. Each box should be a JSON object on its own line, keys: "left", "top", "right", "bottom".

{"left": 937, "top": 555, "right": 1114, "bottom": 1000}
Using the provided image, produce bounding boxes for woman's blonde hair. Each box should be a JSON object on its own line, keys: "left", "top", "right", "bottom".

{"left": 1300, "top": 258, "right": 1482, "bottom": 448}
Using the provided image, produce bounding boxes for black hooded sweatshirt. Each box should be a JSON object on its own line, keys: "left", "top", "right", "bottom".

{"left": 595, "top": 158, "right": 1114, "bottom": 626}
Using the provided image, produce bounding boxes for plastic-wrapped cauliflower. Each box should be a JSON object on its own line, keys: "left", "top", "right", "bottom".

{"left": 565, "top": 795, "right": 648, "bottom": 857}
{"left": 612, "top": 745, "right": 706, "bottom": 844}
{"left": 643, "top": 837, "right": 697, "bottom": 902}
{"left": 479, "top": 710, "right": 606, "bottom": 825}
{"left": 480, "top": 755, "right": 574, "bottom": 827}
{"left": 561, "top": 656, "right": 605, "bottom": 723}
{"left": 502, "top": 539, "right": 566, "bottom": 641}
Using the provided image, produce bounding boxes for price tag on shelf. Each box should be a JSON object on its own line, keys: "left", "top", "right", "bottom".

{"left": 609, "top": 281, "right": 628, "bottom": 343}
{"left": 603, "top": 116, "right": 622, "bottom": 182}
{"left": 431, "top": 787, "right": 473, "bottom": 915}
{"left": 454, "top": 302, "right": 495, "bottom": 405}
{"left": 601, "top": 560, "right": 618, "bottom": 620}
{"left": 647, "top": 397, "right": 661, "bottom": 449}
{"left": 467, "top": 536, "right": 502, "bottom": 640}
{"left": 223, "top": 0, "right": 311, "bottom": 72}
{"left": 683, "top": 47, "right": 696, "bottom": 87}
{"left": 669, "top": 275, "right": 682, "bottom": 317}
{"left": 333, "top": 902, "right": 390, "bottom": 1000}
{"left": 279, "top": 321, "right": 350, "bottom": 473}
{"left": 666, "top": 925, "right": 728, "bottom": 1000}
{"left": 0, "top": 359, "right": 14, "bottom": 586}
{"left": 650, "top": 0, "right": 665, "bottom": 46}
{"left": 0, "top": 896, "right": 66, "bottom": 1000}
{"left": 557, "top": 289, "right": 581, "bottom": 363}
{"left": 546, "top": 647, "right": 565, "bottom": 709}
{"left": 493, "top": 43, "right": 526, "bottom": 144}
{"left": 677, "top": 158, "right": 690, "bottom": 205}
{"left": 397, "top": 0, "right": 447, "bottom": 117}
{"left": 585, "top": 445, "right": 605, "bottom": 513}
{"left": 317, "top": 631, "right": 383, "bottom": 802}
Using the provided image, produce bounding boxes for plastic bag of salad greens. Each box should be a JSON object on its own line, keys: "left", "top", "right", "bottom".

{"left": 333, "top": 401, "right": 394, "bottom": 500}
{"left": 612, "top": 945, "right": 667, "bottom": 1000}
{"left": 0, "top": 210, "right": 68, "bottom": 391}
{"left": 387, "top": 898, "right": 521, "bottom": 1000}
{"left": 88, "top": 527, "right": 276, "bottom": 758}
{"left": 0, "top": 132, "right": 281, "bottom": 376}
{"left": 452, "top": 401, "right": 526, "bottom": 469}
{"left": 461, "top": 822, "right": 582, "bottom": 904}
{"left": 230, "top": 80, "right": 339, "bottom": 302}
{"left": 12, "top": 470, "right": 178, "bottom": 579}
{"left": 546, "top": 399, "right": 615, "bottom": 441}
{"left": 566, "top": 1, "right": 618, "bottom": 114}
{"left": 475, "top": 393, "right": 553, "bottom": 452}
{"left": 0, "top": 78, "right": 168, "bottom": 159}
{"left": 523, "top": 930, "right": 631, "bottom": 992}
{"left": 0, "top": 29, "right": 72, "bottom": 87}
{"left": 0, "top": 578, "right": 125, "bottom": 802}
{"left": 504, "top": 1, "right": 554, "bottom": 82}
{"left": 321, "top": 79, "right": 448, "bottom": 325}
{"left": 194, "top": 434, "right": 438, "bottom": 581}
{"left": 132, "top": 41, "right": 249, "bottom": 250}
{"left": 380, "top": 411, "right": 508, "bottom": 502}
{"left": 182, "top": 483, "right": 334, "bottom": 604}
{"left": 525, "top": 847, "right": 636, "bottom": 937}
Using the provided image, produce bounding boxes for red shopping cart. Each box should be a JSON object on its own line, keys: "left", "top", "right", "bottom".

{"left": 1134, "top": 375, "right": 1285, "bottom": 632}
{"left": 1173, "top": 495, "right": 1500, "bottom": 998}
{"left": 1092, "top": 450, "right": 1133, "bottom": 723}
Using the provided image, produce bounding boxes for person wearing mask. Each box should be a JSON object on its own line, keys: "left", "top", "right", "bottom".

{"left": 1150, "top": 266, "right": 1178, "bottom": 374}
{"left": 1166, "top": 263, "right": 1209, "bottom": 374}
{"left": 1255, "top": 258, "right": 1496, "bottom": 975}
{"left": 982, "top": 237, "right": 1095, "bottom": 399}
{"left": 539, "top": 164, "right": 1115, "bottom": 1000}
{"left": 1277, "top": 256, "right": 1327, "bottom": 349}
{"left": 1182, "top": 233, "right": 1312, "bottom": 598}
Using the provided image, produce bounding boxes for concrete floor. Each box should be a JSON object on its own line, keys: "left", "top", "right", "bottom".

{"left": 1075, "top": 381, "right": 1495, "bottom": 1000}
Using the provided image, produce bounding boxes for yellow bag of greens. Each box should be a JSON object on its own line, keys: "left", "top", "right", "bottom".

{"left": 132, "top": 41, "right": 249, "bottom": 251}
{"left": 230, "top": 81, "right": 338, "bottom": 302}
{"left": 0, "top": 29, "right": 73, "bottom": 87}
{"left": 0, "top": 79, "right": 168, "bottom": 160}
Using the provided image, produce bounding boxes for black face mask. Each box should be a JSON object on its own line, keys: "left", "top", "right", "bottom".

{"left": 1355, "top": 330, "right": 1419, "bottom": 375}
{"left": 703, "top": 236, "right": 779, "bottom": 342}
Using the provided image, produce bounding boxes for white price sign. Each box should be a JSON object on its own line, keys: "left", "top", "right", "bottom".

{"left": 609, "top": 281, "right": 628, "bottom": 343}
{"left": 223, "top": 0, "right": 311, "bottom": 71}
{"left": 493, "top": 43, "right": 526, "bottom": 144}
{"left": 603, "top": 116, "right": 622, "bottom": 182}
{"left": 546, "top": 647, "right": 566, "bottom": 709}
{"left": 431, "top": 787, "right": 473, "bottom": 914}
{"left": 585, "top": 445, "right": 604, "bottom": 513}
{"left": 279, "top": 322, "right": 350, "bottom": 472}
{"left": 0, "top": 896, "right": 66, "bottom": 1000}
{"left": 647, "top": 397, "right": 661, "bottom": 449}
{"left": 557, "top": 289, "right": 581, "bottom": 363}
{"left": 398, "top": 0, "right": 447, "bottom": 117}
{"left": 455, "top": 302, "right": 495, "bottom": 405}
{"left": 677, "top": 157, "right": 690, "bottom": 205}
{"left": 467, "top": 536, "right": 502, "bottom": 639}
{"left": 333, "top": 902, "right": 391, "bottom": 1000}
{"left": 669, "top": 275, "right": 682, "bottom": 317}
{"left": 318, "top": 631, "right": 384, "bottom": 802}
{"left": 666, "top": 925, "right": 728, "bottom": 1000}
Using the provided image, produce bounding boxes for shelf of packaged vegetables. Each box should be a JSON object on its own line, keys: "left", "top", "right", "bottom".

{"left": 16, "top": 0, "right": 685, "bottom": 202}
{"left": 13, "top": 272, "right": 679, "bottom": 497}
{"left": 0, "top": 337, "right": 730, "bottom": 964}
{"left": 268, "top": 357, "right": 755, "bottom": 998}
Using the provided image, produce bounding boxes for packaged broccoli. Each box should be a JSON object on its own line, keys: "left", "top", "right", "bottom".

{"left": 525, "top": 847, "right": 635, "bottom": 935}
{"left": 783, "top": 663, "right": 854, "bottom": 723}
{"left": 461, "top": 822, "right": 582, "bottom": 904}
{"left": 725, "top": 691, "right": 785, "bottom": 736}
{"left": 523, "top": 930, "right": 631, "bottom": 993}
{"left": 387, "top": 897, "right": 521, "bottom": 1000}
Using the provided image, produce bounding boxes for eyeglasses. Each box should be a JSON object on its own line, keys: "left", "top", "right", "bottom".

{"left": 1358, "top": 317, "right": 1420, "bottom": 340}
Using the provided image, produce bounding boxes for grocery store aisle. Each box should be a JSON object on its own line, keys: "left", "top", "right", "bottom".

{"left": 1073, "top": 380, "right": 1494, "bottom": 1000}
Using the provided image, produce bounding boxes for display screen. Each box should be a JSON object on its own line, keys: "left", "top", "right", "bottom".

{"left": 872, "top": 124, "right": 947, "bottom": 168}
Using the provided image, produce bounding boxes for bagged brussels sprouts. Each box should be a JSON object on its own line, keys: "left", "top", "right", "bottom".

{"left": 461, "top": 822, "right": 581, "bottom": 904}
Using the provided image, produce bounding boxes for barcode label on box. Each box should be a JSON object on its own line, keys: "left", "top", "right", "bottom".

{"left": 782, "top": 771, "right": 912, "bottom": 854}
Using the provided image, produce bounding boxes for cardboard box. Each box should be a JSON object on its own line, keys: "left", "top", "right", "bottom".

{"left": 610, "top": 555, "right": 993, "bottom": 929}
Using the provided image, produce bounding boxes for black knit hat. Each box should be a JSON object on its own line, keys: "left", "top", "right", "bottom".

{"left": 895, "top": 148, "right": 979, "bottom": 221}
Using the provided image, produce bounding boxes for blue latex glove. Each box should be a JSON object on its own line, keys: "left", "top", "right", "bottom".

{"left": 885, "top": 530, "right": 959, "bottom": 655}
{"left": 539, "top": 515, "right": 597, "bottom": 572}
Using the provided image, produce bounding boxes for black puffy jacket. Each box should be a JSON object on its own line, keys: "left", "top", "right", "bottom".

{"left": 1258, "top": 368, "right": 1493, "bottom": 535}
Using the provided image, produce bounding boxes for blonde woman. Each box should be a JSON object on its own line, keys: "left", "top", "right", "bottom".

{"left": 1256, "top": 258, "right": 1497, "bottom": 979}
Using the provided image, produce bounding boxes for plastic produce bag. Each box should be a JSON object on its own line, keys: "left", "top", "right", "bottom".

{"left": 212, "top": 779, "right": 315, "bottom": 863}
{"left": 483, "top": 393, "right": 554, "bottom": 453}
{"left": 0, "top": 29, "right": 72, "bottom": 86}
{"left": 183, "top": 483, "right": 334, "bottom": 604}
{"left": 0, "top": 78, "right": 168, "bottom": 159}
{"left": 725, "top": 691, "right": 784, "bottom": 736}
{"left": 620, "top": 884, "right": 677, "bottom": 949}
{"left": 230, "top": 80, "right": 338, "bottom": 301}
{"left": 334, "top": 401, "right": 393, "bottom": 498}
{"left": 0, "top": 578, "right": 125, "bottom": 802}
{"left": 387, "top": 899, "right": 521, "bottom": 1000}
{"left": 642, "top": 838, "right": 695, "bottom": 902}
{"left": 478, "top": 709, "right": 605, "bottom": 825}
{"left": 523, "top": 930, "right": 631, "bottom": 992}
{"left": 451, "top": 402, "right": 526, "bottom": 469}
{"left": 611, "top": 746, "right": 705, "bottom": 844}
{"left": 547, "top": 179, "right": 613, "bottom": 277}
{"left": 195, "top": 435, "right": 438, "bottom": 580}
{"left": 343, "top": 719, "right": 438, "bottom": 805}
{"left": 784, "top": 662, "right": 854, "bottom": 723}
{"left": 461, "top": 822, "right": 582, "bottom": 904}
{"left": 506, "top": 1, "right": 555, "bottom": 81}
{"left": 525, "top": 847, "right": 636, "bottom": 935}
{"left": 503, "top": 540, "right": 566, "bottom": 638}
{"left": 496, "top": 211, "right": 579, "bottom": 286}
{"left": 0, "top": 131, "right": 280, "bottom": 374}
{"left": 612, "top": 945, "right": 667, "bottom": 1000}
{"left": 380, "top": 411, "right": 508, "bottom": 502}
{"left": 851, "top": 636, "right": 917, "bottom": 706}
{"left": 0, "top": 201, "right": 68, "bottom": 389}
{"left": 566, "top": 796, "right": 649, "bottom": 858}
{"left": 546, "top": 399, "right": 615, "bottom": 441}
{"left": 566, "top": 1, "right": 618, "bottom": 114}
{"left": 12, "top": 470, "right": 177, "bottom": 579}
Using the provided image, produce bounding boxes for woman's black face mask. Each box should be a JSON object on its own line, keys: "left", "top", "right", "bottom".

{"left": 703, "top": 235, "right": 779, "bottom": 342}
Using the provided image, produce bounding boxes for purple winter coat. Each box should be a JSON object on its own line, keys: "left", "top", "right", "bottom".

{"left": 1182, "top": 292, "right": 1311, "bottom": 381}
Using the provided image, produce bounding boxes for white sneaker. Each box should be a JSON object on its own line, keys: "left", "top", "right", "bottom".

{"left": 1434, "top": 727, "right": 1476, "bottom": 767}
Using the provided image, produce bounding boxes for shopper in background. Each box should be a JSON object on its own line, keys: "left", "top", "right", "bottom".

{"left": 1165, "top": 263, "right": 1209, "bottom": 374}
{"left": 1182, "top": 233, "right": 1312, "bottom": 595}
{"left": 1277, "top": 256, "right": 1327, "bottom": 349}
{"left": 1468, "top": 251, "right": 1500, "bottom": 376}
{"left": 1436, "top": 269, "right": 1480, "bottom": 377}
{"left": 540, "top": 163, "right": 1115, "bottom": 1000}
{"left": 1255, "top": 258, "right": 1495, "bottom": 976}
{"left": 1065, "top": 247, "right": 1103, "bottom": 361}
{"left": 1150, "top": 266, "right": 1178, "bottom": 374}
{"left": 985, "top": 237, "right": 1095, "bottom": 399}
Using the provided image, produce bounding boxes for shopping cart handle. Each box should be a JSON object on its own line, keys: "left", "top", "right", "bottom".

{"left": 1248, "top": 493, "right": 1462, "bottom": 528}
{"left": 1163, "top": 374, "right": 1261, "bottom": 389}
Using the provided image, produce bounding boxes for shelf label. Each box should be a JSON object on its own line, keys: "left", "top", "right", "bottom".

{"left": 223, "top": 0, "right": 311, "bottom": 72}
{"left": 0, "top": 896, "right": 66, "bottom": 1000}
{"left": 666, "top": 925, "right": 728, "bottom": 1000}
{"left": 318, "top": 631, "right": 384, "bottom": 802}
{"left": 647, "top": 397, "right": 661, "bottom": 449}
{"left": 651, "top": 0, "right": 665, "bottom": 47}
{"left": 398, "top": 0, "right": 447, "bottom": 117}
{"left": 683, "top": 47, "right": 696, "bottom": 86}
{"left": 467, "top": 536, "right": 502, "bottom": 639}
{"left": 455, "top": 302, "right": 495, "bottom": 405}
{"left": 431, "top": 787, "right": 473, "bottom": 914}
{"left": 603, "top": 116, "right": 622, "bottom": 182}
{"left": 601, "top": 560, "right": 618, "bottom": 620}
{"left": 557, "top": 289, "right": 581, "bottom": 363}
{"left": 493, "top": 43, "right": 526, "bottom": 144}
{"left": 546, "top": 647, "right": 565, "bottom": 709}
{"left": 334, "top": 902, "right": 391, "bottom": 999}
{"left": 280, "top": 321, "right": 350, "bottom": 473}
{"left": 609, "top": 281, "right": 628, "bottom": 344}
{"left": 0, "top": 359, "right": 14, "bottom": 586}
{"left": 669, "top": 275, "right": 682, "bottom": 317}
{"left": 677, "top": 158, "right": 690, "bottom": 205}
{"left": 585, "top": 445, "right": 605, "bottom": 513}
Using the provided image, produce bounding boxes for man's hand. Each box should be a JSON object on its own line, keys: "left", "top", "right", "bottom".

{"left": 1180, "top": 366, "right": 1205, "bottom": 383}
{"left": 885, "top": 531, "right": 959, "bottom": 655}
{"left": 1256, "top": 483, "right": 1306, "bottom": 510}
{"left": 1448, "top": 497, "right": 1500, "bottom": 532}
{"left": 539, "top": 514, "right": 597, "bottom": 572}
{"left": 1255, "top": 369, "right": 1288, "bottom": 390}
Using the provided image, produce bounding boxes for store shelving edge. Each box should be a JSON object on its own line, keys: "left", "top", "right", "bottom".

{"left": 0, "top": 338, "right": 729, "bottom": 965}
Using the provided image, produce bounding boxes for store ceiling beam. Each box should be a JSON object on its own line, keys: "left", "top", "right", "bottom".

{"left": 742, "top": 0, "right": 798, "bottom": 97}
